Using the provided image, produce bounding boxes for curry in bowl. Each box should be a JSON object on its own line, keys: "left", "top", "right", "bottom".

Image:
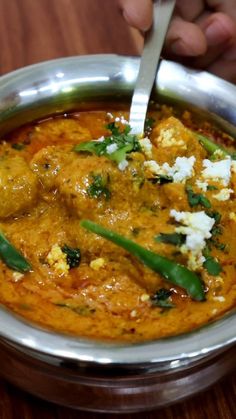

{"left": 0, "top": 105, "right": 235, "bottom": 343}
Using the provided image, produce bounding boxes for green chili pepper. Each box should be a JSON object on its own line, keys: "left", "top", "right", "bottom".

{"left": 0, "top": 231, "right": 31, "bottom": 273}
{"left": 194, "top": 132, "right": 235, "bottom": 159}
{"left": 80, "top": 220, "right": 205, "bottom": 301}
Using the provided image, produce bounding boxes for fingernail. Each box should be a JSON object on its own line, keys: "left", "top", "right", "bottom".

{"left": 205, "top": 22, "right": 231, "bottom": 47}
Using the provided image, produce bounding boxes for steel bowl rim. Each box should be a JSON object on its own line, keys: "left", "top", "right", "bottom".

{"left": 0, "top": 54, "right": 235, "bottom": 366}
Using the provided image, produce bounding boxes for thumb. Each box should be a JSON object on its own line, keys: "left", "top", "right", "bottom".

{"left": 164, "top": 15, "right": 208, "bottom": 57}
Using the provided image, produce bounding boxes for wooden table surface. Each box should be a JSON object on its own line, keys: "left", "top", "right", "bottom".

{"left": 0, "top": 0, "right": 235, "bottom": 417}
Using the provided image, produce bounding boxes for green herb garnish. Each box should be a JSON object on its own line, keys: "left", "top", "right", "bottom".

{"left": 151, "top": 288, "right": 175, "bottom": 308}
{"left": 211, "top": 225, "right": 222, "bottom": 236}
{"left": 87, "top": 173, "right": 111, "bottom": 200}
{"left": 210, "top": 240, "right": 226, "bottom": 251}
{"left": 203, "top": 256, "right": 222, "bottom": 276}
{"left": 0, "top": 231, "right": 31, "bottom": 273}
{"left": 203, "top": 246, "right": 222, "bottom": 276}
{"left": 207, "top": 211, "right": 221, "bottom": 224}
{"left": 55, "top": 302, "right": 95, "bottom": 316}
{"left": 61, "top": 245, "right": 81, "bottom": 269}
{"left": 207, "top": 185, "right": 218, "bottom": 191}
{"left": 155, "top": 232, "right": 186, "bottom": 246}
{"left": 205, "top": 213, "right": 225, "bottom": 253}
{"left": 186, "top": 186, "right": 211, "bottom": 208}
{"left": 73, "top": 123, "right": 141, "bottom": 165}
{"left": 194, "top": 132, "right": 236, "bottom": 160}
{"left": 148, "top": 174, "right": 173, "bottom": 185}
{"left": 11, "top": 143, "right": 25, "bottom": 151}
{"left": 81, "top": 220, "right": 206, "bottom": 301}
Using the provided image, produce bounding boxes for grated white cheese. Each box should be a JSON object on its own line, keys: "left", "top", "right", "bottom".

{"left": 95, "top": 136, "right": 105, "bottom": 143}
{"left": 115, "top": 116, "right": 129, "bottom": 125}
{"left": 90, "top": 258, "right": 105, "bottom": 270}
{"left": 212, "top": 149, "right": 225, "bottom": 159}
{"left": 229, "top": 212, "right": 236, "bottom": 222}
{"left": 12, "top": 271, "right": 24, "bottom": 281}
{"left": 118, "top": 159, "right": 129, "bottom": 171}
{"left": 213, "top": 188, "right": 234, "bottom": 201}
{"left": 212, "top": 296, "right": 225, "bottom": 303}
{"left": 171, "top": 156, "right": 196, "bottom": 183}
{"left": 201, "top": 158, "right": 232, "bottom": 186}
{"left": 139, "top": 137, "right": 153, "bottom": 158}
{"left": 195, "top": 180, "right": 208, "bottom": 192}
{"left": 140, "top": 293, "right": 150, "bottom": 302}
{"left": 157, "top": 128, "right": 185, "bottom": 148}
{"left": 231, "top": 160, "right": 236, "bottom": 173}
{"left": 144, "top": 160, "right": 161, "bottom": 174}
{"left": 144, "top": 156, "right": 195, "bottom": 183}
{"left": 106, "top": 143, "right": 118, "bottom": 154}
{"left": 170, "top": 209, "right": 215, "bottom": 270}
{"left": 130, "top": 309, "right": 137, "bottom": 318}
{"left": 46, "top": 244, "right": 70, "bottom": 276}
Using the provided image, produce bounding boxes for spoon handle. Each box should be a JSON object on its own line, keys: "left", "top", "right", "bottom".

{"left": 129, "top": 0, "right": 175, "bottom": 135}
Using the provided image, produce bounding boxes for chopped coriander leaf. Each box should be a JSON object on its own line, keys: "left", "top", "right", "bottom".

{"left": 54, "top": 302, "right": 95, "bottom": 316}
{"left": 151, "top": 288, "right": 175, "bottom": 308}
{"left": 186, "top": 186, "right": 211, "bottom": 208}
{"left": 87, "top": 173, "right": 111, "bottom": 200}
{"left": 11, "top": 143, "right": 25, "bottom": 150}
{"left": 203, "top": 246, "right": 222, "bottom": 276}
{"left": 207, "top": 185, "right": 218, "bottom": 191}
{"left": 73, "top": 123, "right": 141, "bottom": 166}
{"left": 148, "top": 174, "right": 173, "bottom": 185}
{"left": 61, "top": 245, "right": 81, "bottom": 268}
{"left": 106, "top": 122, "right": 121, "bottom": 136}
{"left": 155, "top": 232, "right": 186, "bottom": 246}
{"left": 207, "top": 210, "right": 221, "bottom": 224}
{"left": 203, "top": 256, "right": 222, "bottom": 276}
{"left": 211, "top": 225, "right": 222, "bottom": 236}
{"left": 210, "top": 239, "right": 226, "bottom": 251}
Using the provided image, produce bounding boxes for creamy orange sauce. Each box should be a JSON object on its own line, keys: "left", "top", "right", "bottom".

{"left": 0, "top": 106, "right": 235, "bottom": 343}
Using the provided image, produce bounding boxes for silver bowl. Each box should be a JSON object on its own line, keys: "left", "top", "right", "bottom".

{"left": 0, "top": 55, "right": 235, "bottom": 413}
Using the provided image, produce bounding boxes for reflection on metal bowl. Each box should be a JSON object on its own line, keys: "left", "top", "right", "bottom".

{"left": 0, "top": 55, "right": 235, "bottom": 413}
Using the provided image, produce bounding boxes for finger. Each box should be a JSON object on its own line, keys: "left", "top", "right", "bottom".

{"left": 206, "top": 0, "right": 236, "bottom": 25}
{"left": 207, "top": 58, "right": 236, "bottom": 82}
{"left": 190, "top": 12, "right": 236, "bottom": 69}
{"left": 201, "top": 12, "right": 236, "bottom": 47}
{"left": 175, "top": 0, "right": 205, "bottom": 21}
{"left": 118, "top": 0, "right": 153, "bottom": 31}
{"left": 164, "top": 16, "right": 207, "bottom": 57}
{"left": 207, "top": 0, "right": 236, "bottom": 15}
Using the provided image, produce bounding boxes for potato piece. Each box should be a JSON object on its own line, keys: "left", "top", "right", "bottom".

{"left": 30, "top": 145, "right": 74, "bottom": 190}
{"left": 55, "top": 155, "right": 114, "bottom": 218}
{"left": 0, "top": 155, "right": 38, "bottom": 218}
{"left": 55, "top": 154, "right": 149, "bottom": 221}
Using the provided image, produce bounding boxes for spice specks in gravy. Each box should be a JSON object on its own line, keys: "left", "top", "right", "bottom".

{"left": 0, "top": 107, "right": 235, "bottom": 343}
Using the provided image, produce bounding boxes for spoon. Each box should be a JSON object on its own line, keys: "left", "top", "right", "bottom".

{"left": 129, "top": 0, "right": 176, "bottom": 136}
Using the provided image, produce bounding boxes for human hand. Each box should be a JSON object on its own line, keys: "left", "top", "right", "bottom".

{"left": 118, "top": 0, "right": 236, "bottom": 82}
